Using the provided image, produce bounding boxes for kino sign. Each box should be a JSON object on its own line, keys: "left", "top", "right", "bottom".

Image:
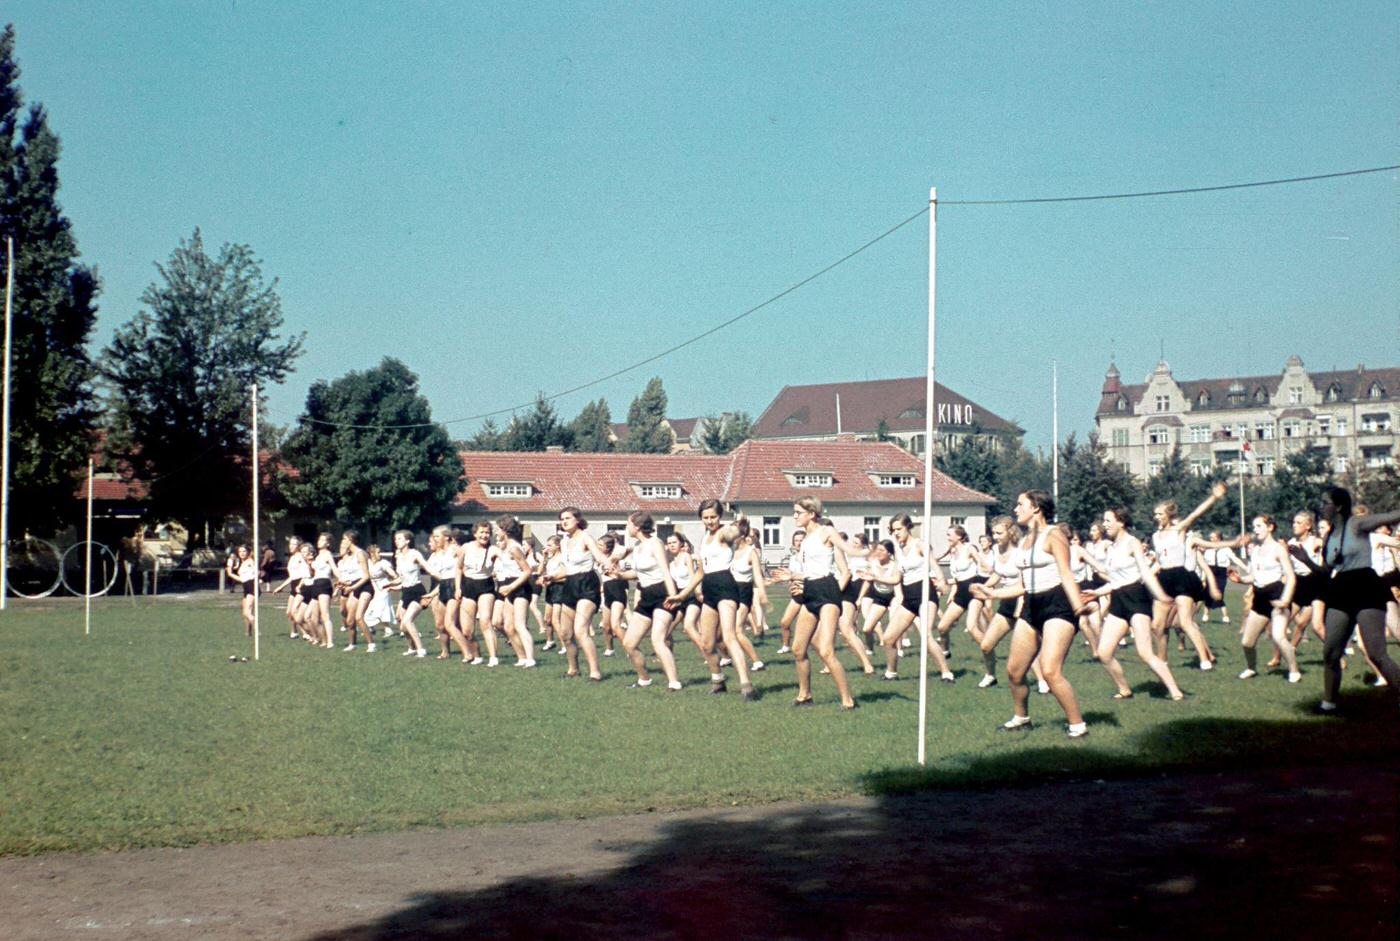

{"left": 936, "top": 402, "right": 976, "bottom": 426}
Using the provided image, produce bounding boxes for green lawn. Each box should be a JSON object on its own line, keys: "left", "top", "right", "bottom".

{"left": 2, "top": 590, "right": 1396, "bottom": 856}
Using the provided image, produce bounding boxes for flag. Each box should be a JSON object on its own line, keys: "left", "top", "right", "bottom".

{"left": 1241, "top": 438, "right": 1252, "bottom": 475}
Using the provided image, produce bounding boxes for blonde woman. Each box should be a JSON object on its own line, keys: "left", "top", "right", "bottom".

{"left": 1149, "top": 482, "right": 1227, "bottom": 670}
{"left": 667, "top": 500, "right": 757, "bottom": 700}
{"left": 336, "top": 531, "right": 375, "bottom": 652}
{"left": 880, "top": 513, "right": 953, "bottom": 683}
{"left": 773, "top": 497, "right": 857, "bottom": 709}
{"left": 492, "top": 515, "right": 537, "bottom": 667}
{"left": 617, "top": 511, "right": 682, "bottom": 690}
{"left": 556, "top": 507, "right": 613, "bottom": 681}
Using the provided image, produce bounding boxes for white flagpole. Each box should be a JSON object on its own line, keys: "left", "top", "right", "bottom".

{"left": 251, "top": 384, "right": 260, "bottom": 661}
{"left": 1238, "top": 443, "right": 1248, "bottom": 533}
{"left": 85, "top": 459, "right": 93, "bottom": 635}
{"left": 1052, "top": 360, "right": 1059, "bottom": 510}
{"left": 1, "top": 237, "right": 13, "bottom": 611}
{"left": 918, "top": 187, "right": 937, "bottom": 767}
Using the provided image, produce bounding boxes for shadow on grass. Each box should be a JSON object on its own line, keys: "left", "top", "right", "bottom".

{"left": 308, "top": 698, "right": 1399, "bottom": 941}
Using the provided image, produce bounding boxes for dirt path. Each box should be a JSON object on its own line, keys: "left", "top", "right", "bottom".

{"left": 1, "top": 763, "right": 1395, "bottom": 940}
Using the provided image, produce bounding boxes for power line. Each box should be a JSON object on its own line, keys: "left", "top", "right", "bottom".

{"left": 285, "top": 162, "right": 1397, "bottom": 432}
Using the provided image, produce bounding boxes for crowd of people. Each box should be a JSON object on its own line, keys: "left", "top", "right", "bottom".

{"left": 225, "top": 485, "right": 1400, "bottom": 733}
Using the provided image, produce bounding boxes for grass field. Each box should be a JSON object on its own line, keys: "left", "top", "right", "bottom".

{"left": 2, "top": 589, "right": 1397, "bottom": 857}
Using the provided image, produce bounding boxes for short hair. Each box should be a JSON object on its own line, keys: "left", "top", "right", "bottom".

{"left": 1154, "top": 499, "right": 1179, "bottom": 519}
{"left": 1021, "top": 490, "right": 1054, "bottom": 521}
{"left": 697, "top": 498, "right": 723, "bottom": 518}
{"left": 948, "top": 524, "right": 968, "bottom": 543}
{"left": 889, "top": 513, "right": 914, "bottom": 533}
{"left": 628, "top": 511, "right": 655, "bottom": 536}
{"left": 342, "top": 530, "right": 359, "bottom": 546}
{"left": 795, "top": 496, "right": 824, "bottom": 516}
{"left": 495, "top": 514, "right": 523, "bottom": 541}
{"left": 1105, "top": 506, "right": 1132, "bottom": 529}
{"left": 599, "top": 533, "right": 617, "bottom": 552}
{"left": 1254, "top": 514, "right": 1277, "bottom": 532}
{"left": 989, "top": 515, "right": 1018, "bottom": 539}
{"left": 560, "top": 506, "right": 587, "bottom": 529}
{"left": 876, "top": 538, "right": 896, "bottom": 556}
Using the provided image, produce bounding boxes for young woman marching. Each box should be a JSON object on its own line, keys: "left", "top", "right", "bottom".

{"left": 393, "top": 530, "right": 430, "bottom": 657}
{"left": 617, "top": 511, "right": 682, "bottom": 690}
{"left": 1081, "top": 508, "right": 1184, "bottom": 700}
{"left": 337, "top": 531, "right": 376, "bottom": 652}
{"left": 667, "top": 500, "right": 758, "bottom": 700}
{"left": 880, "top": 514, "right": 954, "bottom": 683}
{"left": 459, "top": 521, "right": 500, "bottom": 665}
{"left": 1282, "top": 513, "right": 1327, "bottom": 652}
{"left": 977, "top": 491, "right": 1092, "bottom": 737}
{"left": 666, "top": 533, "right": 709, "bottom": 674}
{"left": 556, "top": 507, "right": 614, "bottom": 681}
{"left": 1317, "top": 488, "right": 1400, "bottom": 711}
{"left": 933, "top": 525, "right": 986, "bottom": 664}
{"left": 1198, "top": 532, "right": 1235, "bottom": 626}
{"left": 1221, "top": 516, "right": 1300, "bottom": 682}
{"left": 730, "top": 519, "right": 767, "bottom": 673}
{"left": 426, "top": 526, "right": 471, "bottom": 661}
{"left": 1149, "top": 482, "right": 1227, "bottom": 670}
{"left": 597, "top": 533, "right": 629, "bottom": 659}
{"left": 272, "top": 535, "right": 308, "bottom": 639}
{"left": 230, "top": 544, "right": 257, "bottom": 638}
{"left": 856, "top": 538, "right": 901, "bottom": 652}
{"left": 776, "top": 497, "right": 857, "bottom": 709}
{"left": 1067, "top": 528, "right": 1103, "bottom": 652}
{"left": 310, "top": 533, "right": 339, "bottom": 649}
{"left": 364, "top": 544, "right": 398, "bottom": 641}
{"left": 539, "top": 535, "right": 566, "bottom": 652}
{"left": 837, "top": 533, "right": 877, "bottom": 676}
{"left": 775, "top": 529, "right": 806, "bottom": 654}
{"left": 491, "top": 515, "right": 537, "bottom": 667}
{"left": 970, "top": 516, "right": 1024, "bottom": 689}
{"left": 293, "top": 543, "right": 321, "bottom": 644}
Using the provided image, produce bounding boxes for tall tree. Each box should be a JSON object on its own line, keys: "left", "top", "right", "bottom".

{"left": 699, "top": 411, "right": 754, "bottom": 454}
{"left": 279, "top": 358, "right": 462, "bottom": 535}
{"left": 463, "top": 417, "right": 506, "bottom": 451}
{"left": 935, "top": 435, "right": 1000, "bottom": 504}
{"left": 103, "top": 229, "right": 304, "bottom": 545}
{"left": 501, "top": 393, "right": 573, "bottom": 452}
{"left": 1258, "top": 448, "right": 1331, "bottom": 521}
{"left": 570, "top": 398, "right": 614, "bottom": 453}
{"left": 1057, "top": 433, "right": 1140, "bottom": 532}
{"left": 623, "top": 377, "right": 672, "bottom": 453}
{"left": 0, "top": 26, "right": 100, "bottom": 531}
{"left": 989, "top": 441, "right": 1052, "bottom": 517}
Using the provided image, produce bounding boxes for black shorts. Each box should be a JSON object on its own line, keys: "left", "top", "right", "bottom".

{"left": 1249, "top": 581, "right": 1285, "bottom": 617}
{"left": 310, "top": 578, "right": 333, "bottom": 598}
{"left": 900, "top": 581, "right": 939, "bottom": 616}
{"left": 1385, "top": 570, "right": 1400, "bottom": 591}
{"left": 952, "top": 578, "right": 977, "bottom": 610}
{"left": 562, "top": 570, "right": 600, "bottom": 607}
{"left": 701, "top": 570, "right": 740, "bottom": 608}
{"left": 494, "top": 578, "right": 524, "bottom": 601}
{"left": 736, "top": 580, "right": 754, "bottom": 608}
{"left": 995, "top": 597, "right": 1019, "bottom": 621}
{"left": 1157, "top": 567, "right": 1201, "bottom": 600}
{"left": 461, "top": 578, "right": 495, "bottom": 603}
{"left": 352, "top": 584, "right": 374, "bottom": 601}
{"left": 1322, "top": 568, "right": 1391, "bottom": 620}
{"left": 801, "top": 575, "right": 843, "bottom": 616}
{"left": 1293, "top": 572, "right": 1324, "bottom": 607}
{"left": 1022, "top": 587, "right": 1076, "bottom": 633}
{"left": 1090, "top": 573, "right": 1108, "bottom": 589}
{"left": 869, "top": 587, "right": 894, "bottom": 608}
{"left": 437, "top": 581, "right": 458, "bottom": 604}
{"left": 602, "top": 579, "right": 628, "bottom": 608}
{"left": 1107, "top": 582, "right": 1152, "bottom": 622}
{"left": 296, "top": 583, "right": 314, "bottom": 603}
{"left": 545, "top": 582, "right": 565, "bottom": 605}
{"left": 1206, "top": 566, "right": 1229, "bottom": 607}
{"left": 401, "top": 584, "right": 426, "bottom": 607}
{"left": 841, "top": 577, "right": 863, "bottom": 604}
{"left": 242, "top": 580, "right": 256, "bottom": 597}
{"left": 634, "top": 582, "right": 669, "bottom": 620}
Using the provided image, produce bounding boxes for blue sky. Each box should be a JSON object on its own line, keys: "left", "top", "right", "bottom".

{"left": 7, "top": 1, "right": 1397, "bottom": 450}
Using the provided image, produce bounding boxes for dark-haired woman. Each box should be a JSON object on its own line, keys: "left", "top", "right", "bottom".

{"left": 881, "top": 514, "right": 953, "bottom": 682}
{"left": 393, "top": 529, "right": 430, "bottom": 657}
{"left": 1149, "top": 483, "right": 1227, "bottom": 670}
{"left": 557, "top": 506, "right": 613, "bottom": 681}
{"left": 1199, "top": 532, "right": 1236, "bottom": 626}
{"left": 598, "top": 533, "right": 629, "bottom": 660}
{"left": 459, "top": 521, "right": 500, "bottom": 665}
{"left": 539, "top": 536, "right": 565, "bottom": 652}
{"left": 837, "top": 533, "right": 877, "bottom": 675}
{"left": 1081, "top": 508, "right": 1183, "bottom": 700}
{"left": 857, "top": 538, "right": 901, "bottom": 648}
{"left": 618, "top": 511, "right": 682, "bottom": 689}
{"left": 731, "top": 519, "right": 768, "bottom": 673}
{"left": 337, "top": 531, "right": 376, "bottom": 652}
{"left": 1317, "top": 488, "right": 1400, "bottom": 712}
{"left": 668, "top": 500, "right": 757, "bottom": 700}
{"left": 310, "top": 533, "right": 338, "bottom": 649}
{"left": 775, "top": 529, "right": 806, "bottom": 655}
{"left": 492, "top": 515, "right": 537, "bottom": 667}
{"left": 776, "top": 497, "right": 856, "bottom": 709}
{"left": 934, "top": 525, "right": 985, "bottom": 663}
{"left": 975, "top": 490, "right": 1091, "bottom": 737}
{"left": 230, "top": 544, "right": 257, "bottom": 637}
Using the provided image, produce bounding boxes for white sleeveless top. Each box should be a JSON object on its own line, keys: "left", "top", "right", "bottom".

{"left": 796, "top": 531, "right": 835, "bottom": 579}
{"left": 700, "top": 531, "right": 734, "bottom": 574}
{"left": 287, "top": 554, "right": 309, "bottom": 582}
{"left": 632, "top": 539, "right": 667, "bottom": 588}
{"left": 1372, "top": 534, "right": 1397, "bottom": 576}
{"left": 992, "top": 546, "right": 1021, "bottom": 582}
{"left": 1287, "top": 537, "right": 1321, "bottom": 577}
{"left": 730, "top": 548, "right": 755, "bottom": 584}
{"left": 427, "top": 550, "right": 457, "bottom": 581}
{"left": 947, "top": 547, "right": 978, "bottom": 581}
{"left": 1018, "top": 529, "right": 1062, "bottom": 594}
{"left": 369, "top": 558, "right": 396, "bottom": 591}
{"left": 1250, "top": 542, "right": 1285, "bottom": 588}
{"left": 893, "top": 538, "right": 928, "bottom": 585}
{"left": 237, "top": 558, "right": 257, "bottom": 583}
{"left": 337, "top": 554, "right": 365, "bottom": 583}
{"left": 545, "top": 555, "right": 565, "bottom": 581}
{"left": 1105, "top": 537, "right": 1143, "bottom": 589}
{"left": 1152, "top": 530, "right": 1186, "bottom": 569}
{"left": 461, "top": 543, "right": 494, "bottom": 580}
{"left": 1069, "top": 550, "right": 1090, "bottom": 584}
{"left": 561, "top": 534, "right": 594, "bottom": 576}
{"left": 669, "top": 554, "right": 693, "bottom": 587}
{"left": 311, "top": 552, "right": 334, "bottom": 581}
{"left": 495, "top": 543, "right": 524, "bottom": 580}
{"left": 396, "top": 551, "right": 423, "bottom": 587}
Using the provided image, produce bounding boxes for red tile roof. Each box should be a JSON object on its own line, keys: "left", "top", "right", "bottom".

{"left": 753, "top": 377, "right": 1021, "bottom": 439}
{"left": 456, "top": 440, "right": 992, "bottom": 517}
{"left": 76, "top": 475, "right": 149, "bottom": 501}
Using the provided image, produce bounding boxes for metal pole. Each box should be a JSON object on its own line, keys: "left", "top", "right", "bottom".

{"left": 918, "top": 187, "right": 937, "bottom": 767}
{"left": 85, "top": 459, "right": 93, "bottom": 635}
{"left": 1052, "top": 359, "right": 1059, "bottom": 511}
{"left": 251, "top": 384, "right": 260, "bottom": 661}
{"left": 1, "top": 237, "right": 13, "bottom": 611}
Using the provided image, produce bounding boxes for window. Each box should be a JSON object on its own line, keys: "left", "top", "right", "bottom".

{"left": 483, "top": 481, "right": 531, "bottom": 498}
{"left": 781, "top": 413, "right": 805, "bottom": 426}
{"left": 791, "top": 473, "right": 833, "bottom": 488}
{"left": 606, "top": 523, "right": 626, "bottom": 534}
{"left": 1326, "top": 384, "right": 1341, "bottom": 402}
{"left": 875, "top": 473, "right": 916, "bottom": 488}
{"left": 1281, "top": 420, "right": 1301, "bottom": 438}
{"left": 950, "top": 516, "right": 966, "bottom": 527}
{"left": 1255, "top": 422, "right": 1274, "bottom": 440}
{"left": 1361, "top": 413, "right": 1392, "bottom": 433}
{"left": 1370, "top": 382, "right": 1385, "bottom": 399}
{"left": 1147, "top": 461, "right": 1163, "bottom": 477}
{"left": 1335, "top": 416, "right": 1349, "bottom": 436}
{"left": 1189, "top": 459, "right": 1211, "bottom": 477}
{"left": 909, "top": 434, "right": 926, "bottom": 455}
{"left": 1288, "top": 385, "right": 1303, "bottom": 404}
{"left": 1111, "top": 428, "right": 1129, "bottom": 447}
{"left": 1335, "top": 455, "right": 1350, "bottom": 474}
{"left": 1227, "top": 383, "right": 1245, "bottom": 404}
{"left": 1254, "top": 387, "right": 1268, "bottom": 403}
{"left": 1146, "top": 426, "right": 1171, "bottom": 445}
{"left": 636, "top": 483, "right": 682, "bottom": 499}
{"left": 1115, "top": 397, "right": 1127, "bottom": 412}
{"left": 1197, "top": 390, "right": 1210, "bottom": 406}
{"left": 1189, "top": 424, "right": 1210, "bottom": 443}
{"left": 1363, "top": 447, "right": 1394, "bottom": 469}
{"left": 1154, "top": 394, "right": 1170, "bottom": 412}
{"left": 1255, "top": 457, "right": 1275, "bottom": 476}
{"left": 762, "top": 517, "right": 781, "bottom": 546}
{"left": 863, "top": 517, "right": 881, "bottom": 544}
{"left": 898, "top": 406, "right": 924, "bottom": 420}
{"left": 1316, "top": 415, "right": 1331, "bottom": 437}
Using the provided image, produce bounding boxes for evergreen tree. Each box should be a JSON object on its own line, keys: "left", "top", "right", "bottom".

{"left": 501, "top": 393, "right": 573, "bottom": 451}
{"left": 464, "top": 417, "right": 506, "bottom": 451}
{"left": 990, "top": 441, "right": 1053, "bottom": 517}
{"left": 1258, "top": 448, "right": 1331, "bottom": 520}
{"left": 1057, "top": 433, "right": 1139, "bottom": 531}
{"left": 570, "top": 398, "right": 614, "bottom": 452}
{"left": 935, "top": 435, "right": 1000, "bottom": 504}
{"left": 699, "top": 411, "right": 754, "bottom": 454}
{"left": 279, "top": 358, "right": 462, "bottom": 536}
{"left": 0, "top": 26, "right": 99, "bottom": 531}
{"left": 624, "top": 377, "right": 672, "bottom": 453}
{"left": 103, "top": 230, "right": 304, "bottom": 545}
{"left": 873, "top": 417, "right": 892, "bottom": 442}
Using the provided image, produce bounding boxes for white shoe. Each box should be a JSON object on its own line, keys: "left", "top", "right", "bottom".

{"left": 1374, "top": 676, "right": 1389, "bottom": 688}
{"left": 603, "top": 648, "right": 614, "bottom": 657}
{"left": 343, "top": 644, "right": 356, "bottom": 652}
{"left": 367, "top": 643, "right": 376, "bottom": 653}
{"left": 629, "top": 678, "right": 653, "bottom": 688}
{"left": 776, "top": 645, "right": 791, "bottom": 654}
{"left": 978, "top": 674, "right": 998, "bottom": 689}
{"left": 1287, "top": 671, "right": 1302, "bottom": 684}
{"left": 402, "top": 648, "right": 416, "bottom": 656}
{"left": 1199, "top": 660, "right": 1214, "bottom": 671}
{"left": 415, "top": 649, "right": 427, "bottom": 658}
{"left": 1066, "top": 723, "right": 1089, "bottom": 739}
{"left": 469, "top": 657, "right": 484, "bottom": 665}
{"left": 487, "top": 656, "right": 499, "bottom": 667}
{"left": 1037, "top": 680, "right": 1050, "bottom": 695}
{"left": 751, "top": 661, "right": 765, "bottom": 671}
{"left": 1238, "top": 668, "right": 1257, "bottom": 680}
{"left": 667, "top": 681, "right": 684, "bottom": 691}
{"left": 719, "top": 657, "right": 733, "bottom": 667}
{"left": 519, "top": 659, "right": 537, "bottom": 668}
{"left": 940, "top": 672, "right": 955, "bottom": 683}
{"left": 902, "top": 637, "right": 912, "bottom": 648}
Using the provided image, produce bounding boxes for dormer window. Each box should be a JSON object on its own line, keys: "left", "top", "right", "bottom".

{"left": 898, "top": 406, "right": 924, "bottom": 420}
{"left": 1154, "top": 394, "right": 1170, "bottom": 412}
{"left": 1370, "top": 381, "right": 1385, "bottom": 399}
{"left": 1254, "top": 387, "right": 1268, "bottom": 403}
{"left": 632, "top": 482, "right": 683, "bottom": 499}
{"left": 1115, "top": 397, "right": 1127, "bottom": 412}
{"left": 781, "top": 413, "right": 805, "bottom": 426}
{"left": 786, "top": 471, "right": 833, "bottom": 488}
{"left": 1326, "top": 384, "right": 1341, "bottom": 402}
{"left": 1227, "top": 381, "right": 1245, "bottom": 404}
{"left": 873, "top": 473, "right": 916, "bottom": 488}
{"left": 1197, "top": 390, "right": 1210, "bottom": 406}
{"left": 482, "top": 481, "right": 532, "bottom": 498}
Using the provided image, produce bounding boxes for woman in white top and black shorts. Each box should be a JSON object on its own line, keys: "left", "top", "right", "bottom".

{"left": 556, "top": 507, "right": 614, "bottom": 681}
{"left": 773, "top": 497, "right": 857, "bottom": 709}
{"left": 1149, "top": 483, "right": 1226, "bottom": 670}
{"left": 491, "top": 515, "right": 537, "bottom": 667}
{"left": 272, "top": 535, "right": 308, "bottom": 640}
{"left": 393, "top": 529, "right": 430, "bottom": 657}
{"left": 310, "top": 533, "right": 338, "bottom": 649}
{"left": 336, "top": 531, "right": 375, "bottom": 652}
{"left": 229, "top": 544, "right": 257, "bottom": 638}
{"left": 459, "top": 521, "right": 500, "bottom": 665}
{"left": 668, "top": 500, "right": 757, "bottom": 700}
{"left": 617, "top": 511, "right": 682, "bottom": 690}
{"left": 880, "top": 514, "right": 953, "bottom": 683}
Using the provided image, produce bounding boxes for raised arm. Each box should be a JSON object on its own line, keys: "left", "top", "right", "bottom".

{"left": 1176, "top": 481, "right": 1228, "bottom": 533}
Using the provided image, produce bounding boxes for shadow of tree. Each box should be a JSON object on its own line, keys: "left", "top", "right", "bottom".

{"left": 308, "top": 702, "right": 1398, "bottom": 940}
